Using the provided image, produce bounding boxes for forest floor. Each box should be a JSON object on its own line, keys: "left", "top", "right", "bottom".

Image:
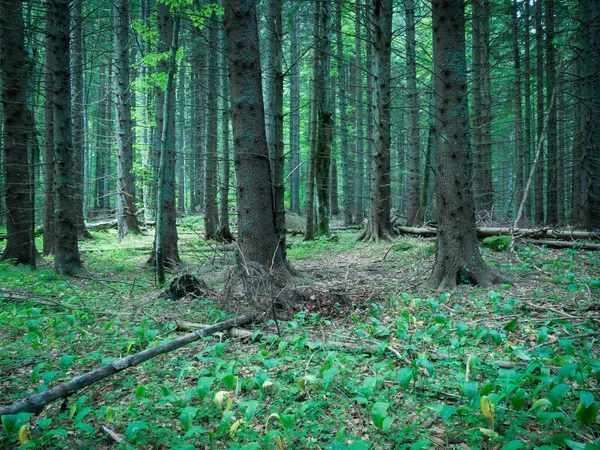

{"left": 0, "top": 215, "right": 599, "bottom": 449}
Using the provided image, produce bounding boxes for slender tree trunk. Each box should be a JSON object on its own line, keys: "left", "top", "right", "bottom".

{"left": 405, "top": 0, "right": 421, "bottom": 226}
{"left": 177, "top": 56, "right": 186, "bottom": 213}
{"left": 219, "top": 20, "right": 232, "bottom": 237}
{"left": 289, "top": 11, "right": 301, "bottom": 215}
{"left": 512, "top": 0, "right": 524, "bottom": 224}
{"left": 43, "top": 2, "right": 55, "bottom": 256}
{"left": 359, "top": 0, "right": 395, "bottom": 242}
{"left": 535, "top": 0, "right": 545, "bottom": 224}
{"left": 314, "top": 0, "right": 333, "bottom": 237}
{"left": 545, "top": 0, "right": 558, "bottom": 225}
{"left": 51, "top": 0, "right": 82, "bottom": 274}
{"left": 425, "top": 0, "right": 506, "bottom": 290}
{"left": 224, "top": 0, "right": 289, "bottom": 270}
{"left": 113, "top": 0, "right": 141, "bottom": 240}
{"left": 70, "top": 0, "right": 92, "bottom": 239}
{"left": 190, "top": 28, "right": 206, "bottom": 214}
{"left": 353, "top": 2, "right": 364, "bottom": 225}
{"left": 0, "top": 0, "right": 37, "bottom": 265}
{"left": 524, "top": 0, "right": 533, "bottom": 221}
{"left": 204, "top": 16, "right": 219, "bottom": 240}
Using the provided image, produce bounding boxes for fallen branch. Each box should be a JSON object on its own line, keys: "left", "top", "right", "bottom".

{"left": 0, "top": 314, "right": 256, "bottom": 416}
{"left": 521, "top": 239, "right": 600, "bottom": 250}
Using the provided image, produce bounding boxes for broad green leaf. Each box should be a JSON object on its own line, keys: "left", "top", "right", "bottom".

{"left": 372, "top": 402, "right": 390, "bottom": 430}
{"left": 511, "top": 388, "right": 527, "bottom": 411}
{"left": 441, "top": 405, "right": 462, "bottom": 421}
{"left": 124, "top": 421, "right": 148, "bottom": 443}
{"left": 361, "top": 376, "right": 377, "bottom": 399}
{"left": 504, "top": 318, "right": 518, "bottom": 332}
{"left": 243, "top": 400, "right": 258, "bottom": 422}
{"left": 398, "top": 368, "right": 414, "bottom": 389}
{"left": 559, "top": 338, "right": 576, "bottom": 356}
{"left": 565, "top": 439, "right": 600, "bottom": 450}
{"left": 183, "top": 425, "right": 208, "bottom": 438}
{"left": 59, "top": 354, "right": 75, "bottom": 371}
{"left": 29, "top": 363, "right": 44, "bottom": 384}
{"left": 575, "top": 401, "right": 599, "bottom": 425}
{"left": 76, "top": 422, "right": 94, "bottom": 433}
{"left": 410, "top": 440, "right": 432, "bottom": 450}
{"left": 322, "top": 367, "right": 339, "bottom": 390}
{"left": 135, "top": 385, "right": 147, "bottom": 400}
{"left": 528, "top": 398, "right": 552, "bottom": 412}
{"left": 457, "top": 321, "right": 468, "bottom": 337}
{"left": 536, "top": 411, "right": 566, "bottom": 422}
{"left": 434, "top": 314, "right": 447, "bottom": 324}
{"left": 74, "top": 407, "right": 93, "bottom": 424}
{"left": 179, "top": 406, "right": 199, "bottom": 432}
{"left": 548, "top": 384, "right": 570, "bottom": 410}
{"left": 348, "top": 442, "right": 372, "bottom": 450}
{"left": 37, "top": 418, "right": 52, "bottom": 430}
{"left": 502, "top": 441, "right": 525, "bottom": 450}
{"left": 221, "top": 373, "right": 236, "bottom": 391}
{"left": 489, "top": 330, "right": 503, "bottom": 345}
{"left": 557, "top": 364, "right": 577, "bottom": 382}
{"left": 197, "top": 376, "right": 215, "bottom": 401}
{"left": 463, "top": 381, "right": 480, "bottom": 407}
{"left": 512, "top": 346, "right": 531, "bottom": 361}
{"left": 580, "top": 391, "right": 595, "bottom": 408}
{"left": 239, "top": 444, "right": 260, "bottom": 450}
{"left": 1, "top": 413, "right": 34, "bottom": 434}
{"left": 537, "top": 327, "right": 549, "bottom": 343}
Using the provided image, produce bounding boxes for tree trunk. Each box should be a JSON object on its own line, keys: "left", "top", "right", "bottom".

{"left": 0, "top": 0, "right": 37, "bottom": 265}
{"left": 524, "top": 0, "right": 533, "bottom": 221}
{"left": 70, "top": 0, "right": 92, "bottom": 240}
{"left": 151, "top": 3, "right": 181, "bottom": 275}
{"left": 405, "top": 0, "right": 421, "bottom": 227}
{"left": 51, "top": 0, "right": 83, "bottom": 274}
{"left": 359, "top": 0, "right": 395, "bottom": 242}
{"left": 190, "top": 28, "right": 206, "bottom": 214}
{"left": 512, "top": 0, "right": 524, "bottom": 224}
{"left": 535, "top": 0, "right": 545, "bottom": 224}
{"left": 204, "top": 15, "right": 219, "bottom": 240}
{"left": 471, "top": 0, "right": 493, "bottom": 216}
{"left": 315, "top": 0, "right": 333, "bottom": 237}
{"left": 224, "top": 0, "right": 288, "bottom": 270}
{"left": 545, "top": 0, "right": 558, "bottom": 225}
{"left": 425, "top": 0, "right": 506, "bottom": 290}
{"left": 336, "top": 1, "right": 353, "bottom": 227}
{"left": 353, "top": 1, "right": 364, "bottom": 225}
{"left": 176, "top": 55, "right": 186, "bottom": 213}
{"left": 43, "top": 2, "right": 55, "bottom": 256}
{"left": 219, "top": 18, "right": 232, "bottom": 236}
{"left": 113, "top": 0, "right": 141, "bottom": 240}
{"left": 265, "top": 0, "right": 287, "bottom": 249}
{"left": 289, "top": 11, "right": 301, "bottom": 215}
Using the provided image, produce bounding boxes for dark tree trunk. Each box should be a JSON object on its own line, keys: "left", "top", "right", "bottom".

{"left": 353, "top": 1, "right": 364, "bottom": 225}
{"left": 70, "top": 0, "right": 92, "bottom": 239}
{"left": 535, "top": 0, "right": 545, "bottom": 224}
{"left": 176, "top": 55, "right": 186, "bottom": 213}
{"left": 204, "top": 15, "right": 219, "bottom": 240}
{"left": 0, "top": 0, "right": 37, "bottom": 265}
{"left": 512, "top": 0, "right": 524, "bottom": 224}
{"left": 545, "top": 0, "right": 558, "bottom": 225}
{"left": 219, "top": 19, "right": 231, "bottom": 235}
{"left": 190, "top": 28, "right": 206, "bottom": 214}
{"left": 314, "top": 0, "right": 333, "bottom": 237}
{"left": 51, "top": 0, "right": 83, "bottom": 274}
{"left": 43, "top": 2, "right": 55, "bottom": 256}
{"left": 524, "top": 0, "right": 533, "bottom": 221}
{"left": 405, "top": 0, "right": 422, "bottom": 227}
{"left": 425, "top": 0, "right": 506, "bottom": 290}
{"left": 265, "top": 0, "right": 286, "bottom": 248}
{"left": 224, "top": 0, "right": 288, "bottom": 270}
{"left": 359, "top": 0, "right": 395, "bottom": 242}
{"left": 288, "top": 10, "right": 301, "bottom": 215}
{"left": 113, "top": 0, "right": 141, "bottom": 240}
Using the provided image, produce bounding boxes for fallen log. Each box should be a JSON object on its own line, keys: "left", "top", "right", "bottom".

{"left": 0, "top": 314, "right": 256, "bottom": 416}
{"left": 522, "top": 239, "right": 600, "bottom": 251}
{"left": 397, "top": 226, "right": 600, "bottom": 243}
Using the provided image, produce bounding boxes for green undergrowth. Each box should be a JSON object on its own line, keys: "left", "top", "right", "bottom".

{"left": 1, "top": 225, "right": 599, "bottom": 449}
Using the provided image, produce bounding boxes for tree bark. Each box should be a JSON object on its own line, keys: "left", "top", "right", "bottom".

{"left": 219, "top": 18, "right": 232, "bottom": 236}
{"left": 535, "top": 0, "right": 545, "bottom": 224}
{"left": 425, "top": 0, "right": 506, "bottom": 290}
{"left": 0, "top": 0, "right": 37, "bottom": 265}
{"left": 43, "top": 2, "right": 55, "bottom": 256}
{"left": 113, "top": 0, "right": 141, "bottom": 240}
{"left": 204, "top": 15, "right": 219, "bottom": 240}
{"left": 288, "top": 11, "right": 301, "bottom": 215}
{"left": 224, "top": 0, "right": 288, "bottom": 271}
{"left": 545, "top": 0, "right": 558, "bottom": 225}
{"left": 51, "top": 0, "right": 83, "bottom": 274}
{"left": 512, "top": 0, "right": 524, "bottom": 224}
{"left": 359, "top": 0, "right": 395, "bottom": 242}
{"left": 353, "top": 0, "right": 364, "bottom": 225}
{"left": 189, "top": 28, "right": 206, "bottom": 214}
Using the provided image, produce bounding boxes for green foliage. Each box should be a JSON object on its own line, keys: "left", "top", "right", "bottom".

{"left": 483, "top": 235, "right": 512, "bottom": 252}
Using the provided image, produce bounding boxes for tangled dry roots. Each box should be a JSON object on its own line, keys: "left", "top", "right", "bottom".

{"left": 161, "top": 274, "right": 213, "bottom": 300}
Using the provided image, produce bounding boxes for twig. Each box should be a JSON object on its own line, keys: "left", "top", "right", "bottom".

{"left": 101, "top": 425, "right": 126, "bottom": 445}
{"left": 526, "top": 331, "right": 600, "bottom": 353}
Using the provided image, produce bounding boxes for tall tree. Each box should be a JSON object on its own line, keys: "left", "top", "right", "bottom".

{"left": 288, "top": 8, "right": 301, "bottom": 215}
{"left": 353, "top": 2, "right": 365, "bottom": 225}
{"left": 219, "top": 20, "right": 232, "bottom": 238}
{"left": 471, "top": 0, "right": 493, "bottom": 215}
{"left": 314, "top": 0, "right": 333, "bottom": 237}
{"left": 43, "top": 1, "right": 55, "bottom": 256}
{"left": 545, "top": 0, "right": 558, "bottom": 225}
{"left": 265, "top": 0, "right": 286, "bottom": 247}
{"left": 113, "top": 0, "right": 141, "bottom": 240}
{"left": 204, "top": 15, "right": 219, "bottom": 240}
{"left": 425, "top": 0, "right": 505, "bottom": 289}
{"left": 51, "top": 0, "right": 83, "bottom": 274}
{"left": 189, "top": 28, "right": 206, "bottom": 214}
{"left": 534, "top": 0, "right": 545, "bottom": 223}
{"left": 405, "top": 0, "right": 422, "bottom": 226}
{"left": 512, "top": 0, "right": 524, "bottom": 221}
{"left": 0, "top": 0, "right": 37, "bottom": 265}
{"left": 224, "top": 0, "right": 288, "bottom": 271}
{"left": 359, "top": 0, "right": 395, "bottom": 241}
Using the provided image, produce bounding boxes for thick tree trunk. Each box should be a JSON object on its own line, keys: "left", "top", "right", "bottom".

{"left": 0, "top": 0, "right": 37, "bottom": 265}
{"left": 224, "top": 0, "right": 288, "bottom": 270}
{"left": 353, "top": 1, "right": 364, "bottom": 225}
{"left": 219, "top": 20, "right": 231, "bottom": 236}
{"left": 204, "top": 15, "right": 219, "bottom": 240}
{"left": 289, "top": 12, "right": 301, "bottom": 215}
{"left": 51, "top": 0, "right": 83, "bottom": 274}
{"left": 512, "top": 0, "right": 524, "bottom": 224}
{"left": 113, "top": 0, "right": 141, "bottom": 240}
{"left": 190, "top": 28, "right": 206, "bottom": 214}
{"left": 535, "top": 0, "right": 545, "bottom": 224}
{"left": 425, "top": 0, "right": 506, "bottom": 290}
{"left": 405, "top": 0, "right": 421, "bottom": 227}
{"left": 524, "top": 0, "right": 533, "bottom": 221}
{"left": 359, "top": 0, "right": 395, "bottom": 242}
